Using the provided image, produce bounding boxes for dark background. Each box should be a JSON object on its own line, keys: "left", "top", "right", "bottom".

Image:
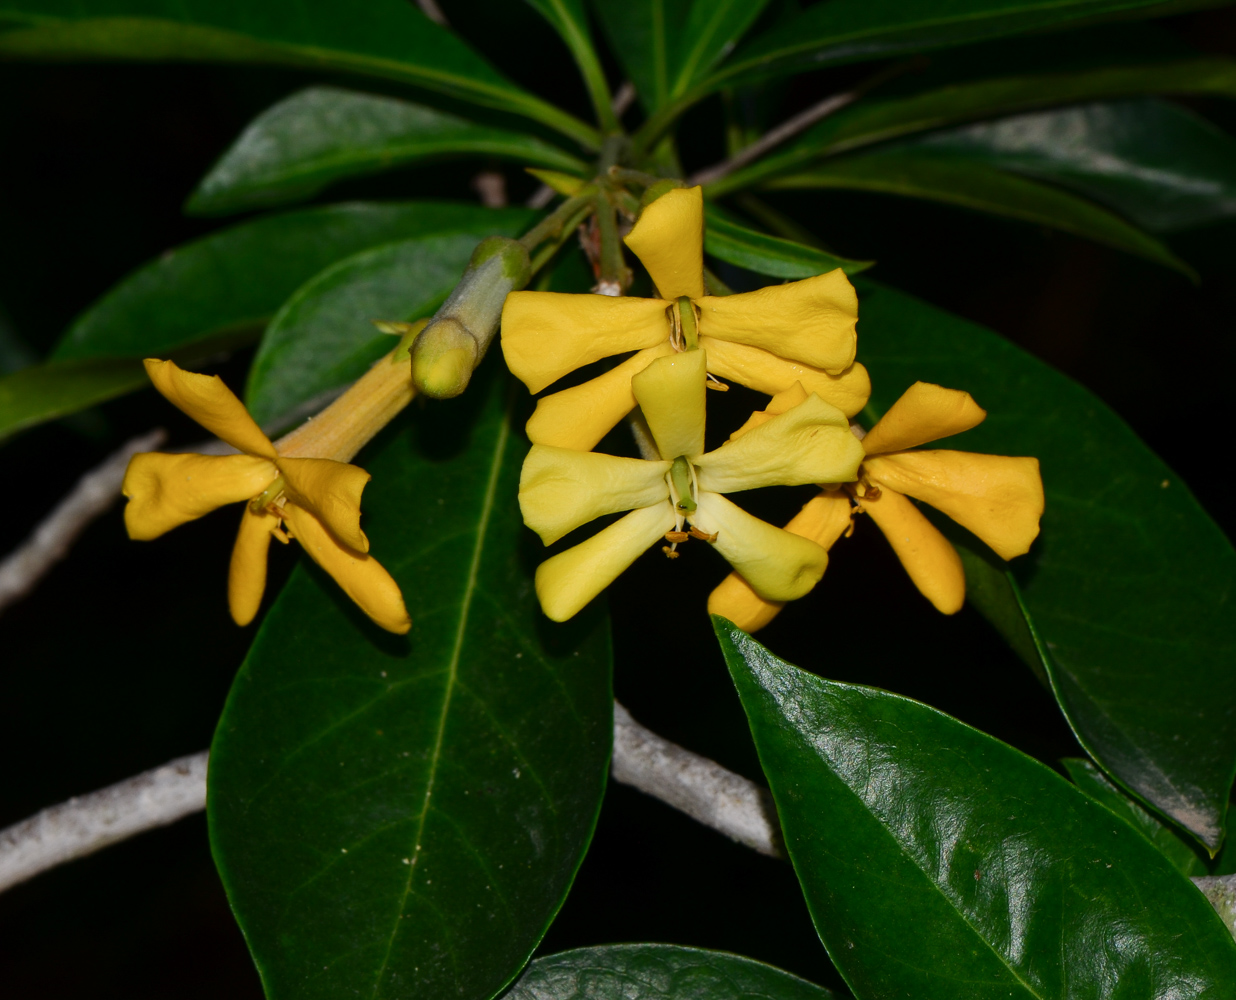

{"left": 1, "top": 4, "right": 1234, "bottom": 996}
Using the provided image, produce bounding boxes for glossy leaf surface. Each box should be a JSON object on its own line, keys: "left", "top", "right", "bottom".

{"left": 246, "top": 209, "right": 533, "bottom": 428}
{"left": 210, "top": 370, "right": 612, "bottom": 1000}
{"left": 189, "top": 87, "right": 587, "bottom": 216}
{"left": 716, "top": 618, "right": 1236, "bottom": 999}
{"left": 702, "top": 205, "right": 871, "bottom": 279}
{"left": 0, "top": 358, "right": 145, "bottom": 441}
{"left": 771, "top": 150, "right": 1193, "bottom": 275}
{"left": 670, "top": 0, "right": 773, "bottom": 99}
{"left": 856, "top": 280, "right": 1236, "bottom": 850}
{"left": 1062, "top": 757, "right": 1209, "bottom": 877}
{"left": 506, "top": 945, "right": 840, "bottom": 1000}
{"left": 708, "top": 57, "right": 1236, "bottom": 196}
{"left": 523, "top": 0, "right": 617, "bottom": 131}
{"left": 908, "top": 98, "right": 1236, "bottom": 232}
{"left": 0, "top": 0, "right": 598, "bottom": 147}
{"left": 591, "top": 0, "right": 692, "bottom": 112}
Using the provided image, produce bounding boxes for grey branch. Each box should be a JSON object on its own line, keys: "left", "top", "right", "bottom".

{"left": 0, "top": 752, "right": 208, "bottom": 894}
{"left": 0, "top": 430, "right": 166, "bottom": 615}
{"left": 612, "top": 702, "right": 784, "bottom": 858}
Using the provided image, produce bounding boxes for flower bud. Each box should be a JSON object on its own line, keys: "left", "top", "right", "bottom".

{"left": 411, "top": 236, "right": 531, "bottom": 398}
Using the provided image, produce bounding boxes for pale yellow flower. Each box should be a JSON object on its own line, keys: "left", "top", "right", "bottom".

{"left": 520, "top": 349, "right": 865, "bottom": 621}
{"left": 709, "top": 381, "right": 1044, "bottom": 632}
{"left": 500, "top": 185, "right": 870, "bottom": 451}
{"left": 123, "top": 359, "right": 410, "bottom": 634}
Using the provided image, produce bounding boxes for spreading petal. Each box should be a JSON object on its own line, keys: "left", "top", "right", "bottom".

{"left": 623, "top": 186, "right": 705, "bottom": 300}
{"left": 123, "top": 451, "right": 276, "bottom": 540}
{"left": 501, "top": 292, "right": 668, "bottom": 393}
{"left": 144, "top": 359, "right": 276, "bottom": 458}
{"left": 689, "top": 492, "right": 827, "bottom": 602}
{"left": 631, "top": 349, "right": 707, "bottom": 460}
{"left": 858, "top": 487, "right": 965, "bottom": 614}
{"left": 862, "top": 381, "right": 987, "bottom": 456}
{"left": 727, "top": 382, "right": 810, "bottom": 440}
{"left": 228, "top": 508, "right": 283, "bottom": 626}
{"left": 696, "top": 270, "right": 857, "bottom": 374}
{"left": 865, "top": 451, "right": 1044, "bottom": 560}
{"left": 696, "top": 393, "right": 864, "bottom": 493}
{"left": 520, "top": 445, "right": 670, "bottom": 545}
{"left": 283, "top": 503, "right": 410, "bottom": 634}
{"left": 707, "top": 489, "right": 853, "bottom": 632}
{"left": 700, "top": 336, "right": 870, "bottom": 417}
{"left": 526, "top": 343, "right": 675, "bottom": 451}
{"left": 279, "top": 456, "right": 371, "bottom": 553}
{"left": 535, "top": 501, "right": 676, "bottom": 622}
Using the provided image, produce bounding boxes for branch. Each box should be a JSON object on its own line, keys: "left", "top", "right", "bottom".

{"left": 0, "top": 752, "right": 208, "bottom": 893}
{"left": 0, "top": 430, "right": 165, "bottom": 614}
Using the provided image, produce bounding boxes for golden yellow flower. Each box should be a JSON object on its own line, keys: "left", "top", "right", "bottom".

{"left": 708, "top": 381, "right": 1044, "bottom": 632}
{"left": 520, "top": 349, "right": 865, "bottom": 621}
{"left": 500, "top": 185, "right": 870, "bottom": 451}
{"left": 122, "top": 359, "right": 410, "bottom": 634}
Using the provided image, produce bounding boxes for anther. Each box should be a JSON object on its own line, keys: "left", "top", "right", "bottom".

{"left": 661, "top": 546, "right": 680, "bottom": 559}
{"left": 665, "top": 530, "right": 690, "bottom": 543}
{"left": 688, "top": 527, "right": 718, "bottom": 543}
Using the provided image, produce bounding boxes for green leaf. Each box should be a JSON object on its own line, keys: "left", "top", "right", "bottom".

{"left": 669, "top": 0, "right": 774, "bottom": 99}
{"left": 0, "top": 0, "right": 599, "bottom": 148}
{"left": 0, "top": 358, "right": 145, "bottom": 441}
{"left": 523, "top": 0, "right": 618, "bottom": 131}
{"left": 855, "top": 279, "right": 1236, "bottom": 851}
{"left": 707, "top": 56, "right": 1236, "bottom": 196}
{"left": 246, "top": 216, "right": 533, "bottom": 428}
{"left": 716, "top": 618, "right": 1236, "bottom": 998}
{"left": 1062, "top": 757, "right": 1210, "bottom": 877}
{"left": 209, "top": 370, "right": 612, "bottom": 1000}
{"left": 591, "top": 0, "right": 692, "bottom": 112}
{"left": 188, "top": 87, "right": 588, "bottom": 217}
{"left": 507, "top": 945, "right": 842, "bottom": 1000}
{"left": 768, "top": 149, "right": 1195, "bottom": 276}
{"left": 703, "top": 204, "right": 871, "bottom": 278}
{"left": 905, "top": 98, "right": 1236, "bottom": 233}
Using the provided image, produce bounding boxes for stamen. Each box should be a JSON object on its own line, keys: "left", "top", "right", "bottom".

{"left": 705, "top": 372, "right": 729, "bottom": 391}
{"left": 675, "top": 296, "right": 699, "bottom": 350}
{"left": 665, "top": 530, "right": 690, "bottom": 543}
{"left": 661, "top": 546, "right": 680, "bottom": 559}
{"left": 688, "top": 526, "right": 718, "bottom": 543}
{"left": 249, "top": 475, "right": 287, "bottom": 514}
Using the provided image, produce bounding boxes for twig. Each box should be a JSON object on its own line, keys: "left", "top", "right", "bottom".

{"left": 612, "top": 702, "right": 784, "bottom": 858}
{"left": 415, "top": 0, "right": 449, "bottom": 27}
{"left": 612, "top": 81, "right": 636, "bottom": 119}
{"left": 0, "top": 430, "right": 166, "bottom": 614}
{"left": 0, "top": 752, "right": 208, "bottom": 894}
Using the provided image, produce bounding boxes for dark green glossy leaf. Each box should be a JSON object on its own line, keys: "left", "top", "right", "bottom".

{"left": 908, "top": 98, "right": 1236, "bottom": 232}
{"left": 246, "top": 212, "right": 534, "bottom": 427}
{"left": 769, "top": 150, "right": 1194, "bottom": 275}
{"left": 210, "top": 370, "right": 612, "bottom": 1000}
{"left": 703, "top": 204, "right": 871, "bottom": 278}
{"left": 0, "top": 358, "right": 144, "bottom": 441}
{"left": 0, "top": 0, "right": 599, "bottom": 148}
{"left": 716, "top": 618, "right": 1236, "bottom": 998}
{"left": 1063, "top": 757, "right": 1209, "bottom": 877}
{"left": 669, "top": 0, "right": 773, "bottom": 99}
{"left": 189, "top": 87, "right": 588, "bottom": 217}
{"left": 523, "top": 0, "right": 617, "bottom": 131}
{"left": 856, "top": 279, "right": 1236, "bottom": 850}
{"left": 708, "top": 57, "right": 1236, "bottom": 197}
{"left": 591, "top": 0, "right": 691, "bottom": 112}
{"left": 506, "top": 945, "right": 842, "bottom": 1000}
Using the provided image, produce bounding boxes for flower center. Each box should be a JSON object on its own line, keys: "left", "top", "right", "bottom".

{"left": 249, "top": 474, "right": 288, "bottom": 515}
{"left": 668, "top": 296, "right": 699, "bottom": 352}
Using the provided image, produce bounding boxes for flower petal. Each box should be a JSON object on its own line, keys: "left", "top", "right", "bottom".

{"left": 707, "top": 489, "right": 853, "bottom": 632}
{"left": 144, "top": 359, "right": 276, "bottom": 458}
{"left": 862, "top": 381, "right": 987, "bottom": 456}
{"left": 534, "top": 501, "right": 676, "bottom": 622}
{"left": 700, "top": 336, "right": 870, "bottom": 417}
{"left": 500, "top": 292, "right": 668, "bottom": 393}
{"left": 519, "top": 445, "right": 670, "bottom": 545}
{"left": 622, "top": 186, "right": 705, "bottom": 300}
{"left": 688, "top": 492, "right": 828, "bottom": 602}
{"left": 122, "top": 451, "right": 276, "bottom": 540}
{"left": 631, "top": 348, "right": 707, "bottom": 460}
{"left": 279, "top": 456, "right": 371, "bottom": 553}
{"left": 526, "top": 343, "right": 675, "bottom": 451}
{"left": 857, "top": 486, "right": 965, "bottom": 614}
{"left": 696, "top": 393, "right": 864, "bottom": 494}
{"left": 865, "top": 450, "right": 1044, "bottom": 560}
{"left": 228, "top": 508, "right": 282, "bottom": 626}
{"left": 283, "top": 503, "right": 410, "bottom": 634}
{"left": 727, "top": 382, "right": 810, "bottom": 440}
{"left": 696, "top": 269, "right": 857, "bottom": 374}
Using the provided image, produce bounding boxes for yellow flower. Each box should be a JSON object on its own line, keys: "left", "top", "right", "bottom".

{"left": 122, "top": 359, "right": 410, "bottom": 634}
{"left": 708, "top": 381, "right": 1044, "bottom": 632}
{"left": 520, "top": 349, "right": 865, "bottom": 621}
{"left": 500, "top": 185, "right": 871, "bottom": 452}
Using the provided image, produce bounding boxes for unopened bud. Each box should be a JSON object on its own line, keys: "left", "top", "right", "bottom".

{"left": 411, "top": 236, "right": 531, "bottom": 398}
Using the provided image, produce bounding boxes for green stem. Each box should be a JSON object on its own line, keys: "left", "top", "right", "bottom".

{"left": 535, "top": 0, "right": 620, "bottom": 133}
{"left": 529, "top": 203, "right": 594, "bottom": 275}
{"left": 596, "top": 195, "right": 629, "bottom": 290}
{"left": 519, "top": 186, "right": 599, "bottom": 253}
